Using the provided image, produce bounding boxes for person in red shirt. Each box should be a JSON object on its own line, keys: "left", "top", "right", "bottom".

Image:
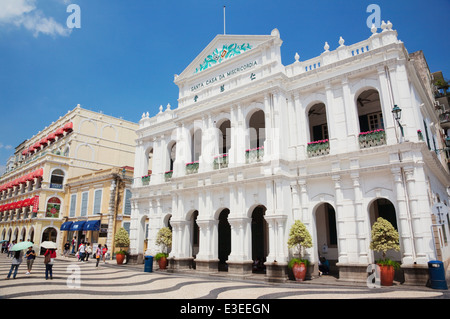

{"left": 44, "top": 249, "right": 56, "bottom": 280}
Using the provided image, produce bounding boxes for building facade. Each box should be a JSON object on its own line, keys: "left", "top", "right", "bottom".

{"left": 61, "top": 167, "right": 134, "bottom": 256}
{"left": 130, "top": 22, "right": 450, "bottom": 284}
{"left": 0, "top": 106, "right": 138, "bottom": 254}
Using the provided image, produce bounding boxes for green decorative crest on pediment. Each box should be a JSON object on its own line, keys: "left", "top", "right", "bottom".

{"left": 194, "top": 43, "right": 252, "bottom": 74}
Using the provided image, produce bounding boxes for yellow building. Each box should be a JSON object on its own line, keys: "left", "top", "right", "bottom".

{"left": 0, "top": 105, "right": 138, "bottom": 254}
{"left": 61, "top": 166, "right": 135, "bottom": 256}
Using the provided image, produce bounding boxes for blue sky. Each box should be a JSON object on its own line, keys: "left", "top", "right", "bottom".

{"left": 0, "top": 0, "right": 449, "bottom": 172}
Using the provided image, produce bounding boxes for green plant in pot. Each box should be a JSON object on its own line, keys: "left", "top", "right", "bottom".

{"left": 155, "top": 227, "right": 172, "bottom": 269}
{"left": 369, "top": 217, "right": 400, "bottom": 286}
{"left": 287, "top": 220, "right": 313, "bottom": 281}
{"left": 114, "top": 227, "right": 130, "bottom": 265}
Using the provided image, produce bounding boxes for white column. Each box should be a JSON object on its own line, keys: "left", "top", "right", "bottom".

{"left": 403, "top": 166, "right": 432, "bottom": 264}
{"left": 333, "top": 174, "right": 348, "bottom": 264}
{"left": 263, "top": 94, "right": 273, "bottom": 161}
{"left": 351, "top": 172, "right": 369, "bottom": 264}
{"left": 377, "top": 67, "right": 397, "bottom": 145}
{"left": 342, "top": 77, "right": 359, "bottom": 152}
{"left": 294, "top": 93, "right": 308, "bottom": 160}
{"left": 325, "top": 83, "right": 338, "bottom": 155}
{"left": 391, "top": 167, "right": 414, "bottom": 265}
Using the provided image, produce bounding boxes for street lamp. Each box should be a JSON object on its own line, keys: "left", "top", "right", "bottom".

{"left": 392, "top": 105, "right": 404, "bottom": 138}
{"left": 392, "top": 105, "right": 402, "bottom": 121}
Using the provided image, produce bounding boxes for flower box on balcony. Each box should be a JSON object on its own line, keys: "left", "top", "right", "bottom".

{"left": 164, "top": 170, "right": 173, "bottom": 182}
{"left": 307, "top": 139, "right": 329, "bottom": 157}
{"left": 245, "top": 146, "right": 264, "bottom": 164}
{"left": 359, "top": 129, "right": 386, "bottom": 149}
{"left": 213, "top": 154, "right": 229, "bottom": 169}
{"left": 141, "top": 175, "right": 151, "bottom": 186}
{"left": 417, "top": 130, "right": 424, "bottom": 141}
{"left": 186, "top": 161, "right": 199, "bottom": 175}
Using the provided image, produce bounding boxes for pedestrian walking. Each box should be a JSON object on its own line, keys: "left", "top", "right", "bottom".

{"left": 7, "top": 241, "right": 15, "bottom": 257}
{"left": 71, "top": 236, "right": 77, "bottom": 254}
{"left": 63, "top": 241, "right": 70, "bottom": 257}
{"left": 1, "top": 241, "right": 7, "bottom": 253}
{"left": 95, "top": 244, "right": 102, "bottom": 268}
{"left": 79, "top": 242, "right": 86, "bottom": 262}
{"left": 5, "top": 250, "right": 23, "bottom": 279}
{"left": 44, "top": 248, "right": 56, "bottom": 280}
{"left": 25, "top": 246, "right": 36, "bottom": 275}
{"left": 102, "top": 244, "right": 108, "bottom": 263}
{"left": 85, "top": 243, "right": 92, "bottom": 261}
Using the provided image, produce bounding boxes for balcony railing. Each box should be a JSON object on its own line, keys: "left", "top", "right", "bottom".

{"left": 359, "top": 129, "right": 386, "bottom": 149}
{"left": 141, "top": 175, "right": 151, "bottom": 186}
{"left": 245, "top": 147, "right": 264, "bottom": 164}
{"left": 186, "top": 162, "right": 199, "bottom": 175}
{"left": 164, "top": 171, "right": 173, "bottom": 182}
{"left": 307, "top": 140, "right": 330, "bottom": 157}
{"left": 213, "top": 154, "right": 229, "bottom": 170}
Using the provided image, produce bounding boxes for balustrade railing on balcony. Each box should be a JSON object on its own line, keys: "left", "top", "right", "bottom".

{"left": 245, "top": 147, "right": 264, "bottom": 164}
{"left": 307, "top": 140, "right": 330, "bottom": 157}
{"left": 164, "top": 171, "right": 173, "bottom": 182}
{"left": 141, "top": 175, "right": 151, "bottom": 186}
{"left": 358, "top": 129, "right": 386, "bottom": 149}
{"left": 186, "top": 162, "right": 199, "bottom": 175}
{"left": 213, "top": 154, "right": 229, "bottom": 170}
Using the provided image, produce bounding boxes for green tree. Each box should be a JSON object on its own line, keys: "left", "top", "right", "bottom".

{"left": 287, "top": 220, "right": 313, "bottom": 258}
{"left": 114, "top": 227, "right": 130, "bottom": 254}
{"left": 156, "top": 227, "right": 172, "bottom": 254}
{"left": 369, "top": 217, "right": 400, "bottom": 259}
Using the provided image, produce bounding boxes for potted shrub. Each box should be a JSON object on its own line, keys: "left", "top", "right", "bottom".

{"left": 369, "top": 217, "right": 400, "bottom": 286}
{"left": 114, "top": 227, "right": 130, "bottom": 265}
{"left": 155, "top": 227, "right": 172, "bottom": 269}
{"left": 287, "top": 220, "right": 313, "bottom": 281}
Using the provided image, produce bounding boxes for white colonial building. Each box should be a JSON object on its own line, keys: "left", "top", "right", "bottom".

{"left": 129, "top": 22, "right": 450, "bottom": 284}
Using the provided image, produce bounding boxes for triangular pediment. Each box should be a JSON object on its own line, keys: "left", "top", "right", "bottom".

{"left": 175, "top": 31, "right": 281, "bottom": 84}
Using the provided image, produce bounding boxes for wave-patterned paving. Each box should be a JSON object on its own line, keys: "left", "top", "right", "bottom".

{"left": 0, "top": 254, "right": 444, "bottom": 299}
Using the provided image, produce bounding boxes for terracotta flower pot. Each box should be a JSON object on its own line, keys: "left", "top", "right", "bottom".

{"left": 158, "top": 256, "right": 167, "bottom": 270}
{"left": 116, "top": 253, "right": 125, "bottom": 265}
{"left": 378, "top": 264, "right": 395, "bottom": 286}
{"left": 292, "top": 262, "right": 307, "bottom": 281}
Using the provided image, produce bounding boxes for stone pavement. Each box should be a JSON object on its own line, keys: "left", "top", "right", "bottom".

{"left": 0, "top": 253, "right": 448, "bottom": 300}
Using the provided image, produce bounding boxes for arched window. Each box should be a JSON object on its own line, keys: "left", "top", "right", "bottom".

{"left": 307, "top": 103, "right": 330, "bottom": 157}
{"left": 356, "top": 89, "right": 386, "bottom": 148}
{"left": 247, "top": 110, "right": 265, "bottom": 163}
{"left": 50, "top": 169, "right": 65, "bottom": 189}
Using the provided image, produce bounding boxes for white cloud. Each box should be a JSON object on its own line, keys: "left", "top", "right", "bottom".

{"left": 0, "top": 0, "right": 71, "bottom": 37}
{"left": 0, "top": 143, "right": 13, "bottom": 150}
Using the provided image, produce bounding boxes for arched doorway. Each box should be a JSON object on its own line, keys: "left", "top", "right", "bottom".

{"left": 191, "top": 211, "right": 199, "bottom": 259}
{"left": 315, "top": 203, "right": 338, "bottom": 275}
{"left": 41, "top": 227, "right": 57, "bottom": 255}
{"left": 369, "top": 198, "right": 397, "bottom": 230}
{"left": 218, "top": 209, "right": 231, "bottom": 271}
{"left": 251, "top": 205, "right": 268, "bottom": 273}
{"left": 368, "top": 198, "right": 400, "bottom": 261}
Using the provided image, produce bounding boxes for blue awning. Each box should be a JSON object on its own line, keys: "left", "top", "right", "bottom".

{"left": 60, "top": 221, "right": 73, "bottom": 231}
{"left": 83, "top": 220, "right": 100, "bottom": 231}
{"left": 70, "top": 221, "right": 86, "bottom": 231}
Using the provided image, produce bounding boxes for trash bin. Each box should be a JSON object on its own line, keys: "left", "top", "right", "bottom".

{"left": 428, "top": 260, "right": 448, "bottom": 290}
{"left": 144, "top": 255, "right": 153, "bottom": 273}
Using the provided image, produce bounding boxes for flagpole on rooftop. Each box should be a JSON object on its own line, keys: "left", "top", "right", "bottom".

{"left": 223, "top": 5, "right": 226, "bottom": 35}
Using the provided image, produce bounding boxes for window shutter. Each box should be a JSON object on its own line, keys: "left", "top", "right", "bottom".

{"left": 81, "top": 192, "right": 88, "bottom": 216}
{"left": 93, "top": 189, "right": 102, "bottom": 215}
{"left": 124, "top": 189, "right": 132, "bottom": 215}
{"left": 70, "top": 194, "right": 76, "bottom": 217}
